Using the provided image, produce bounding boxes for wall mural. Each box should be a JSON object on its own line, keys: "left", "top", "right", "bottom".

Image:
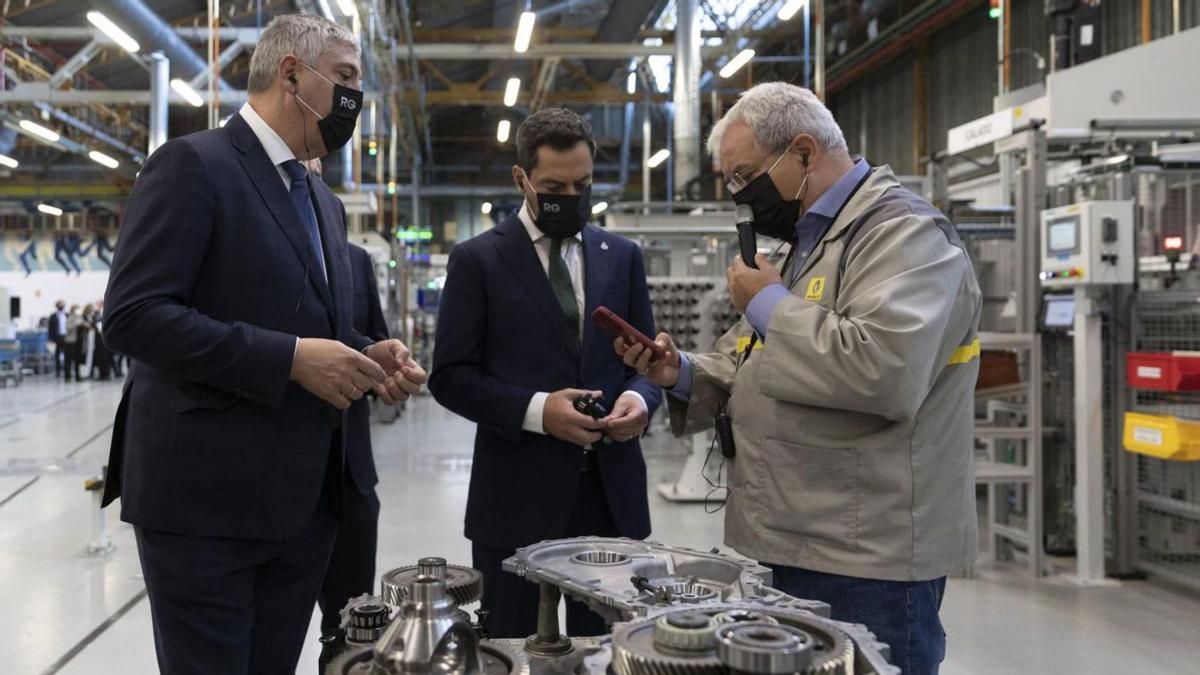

{"left": 1, "top": 232, "right": 117, "bottom": 275}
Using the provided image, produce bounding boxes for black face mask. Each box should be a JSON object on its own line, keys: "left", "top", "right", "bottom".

{"left": 296, "top": 63, "right": 363, "bottom": 154}
{"left": 527, "top": 182, "right": 592, "bottom": 238}
{"left": 731, "top": 152, "right": 807, "bottom": 242}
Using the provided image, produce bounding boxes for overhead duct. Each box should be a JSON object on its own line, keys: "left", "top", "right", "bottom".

{"left": 92, "top": 0, "right": 231, "bottom": 89}
{"left": 584, "top": 0, "right": 661, "bottom": 83}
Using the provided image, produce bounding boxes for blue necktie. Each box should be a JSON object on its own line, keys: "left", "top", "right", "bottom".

{"left": 281, "top": 160, "right": 328, "bottom": 282}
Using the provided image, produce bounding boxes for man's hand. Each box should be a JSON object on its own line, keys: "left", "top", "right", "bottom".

{"left": 291, "top": 338, "right": 387, "bottom": 410}
{"left": 602, "top": 392, "right": 649, "bottom": 442}
{"left": 373, "top": 359, "right": 428, "bottom": 405}
{"left": 726, "top": 254, "right": 783, "bottom": 314}
{"left": 544, "top": 388, "right": 607, "bottom": 447}
{"left": 617, "top": 333, "right": 681, "bottom": 389}
{"left": 363, "top": 339, "right": 413, "bottom": 376}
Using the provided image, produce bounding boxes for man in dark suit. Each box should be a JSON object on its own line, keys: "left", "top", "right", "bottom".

{"left": 47, "top": 300, "right": 67, "bottom": 377}
{"left": 100, "top": 14, "right": 426, "bottom": 675}
{"left": 429, "top": 108, "right": 662, "bottom": 639}
{"left": 317, "top": 244, "right": 389, "bottom": 667}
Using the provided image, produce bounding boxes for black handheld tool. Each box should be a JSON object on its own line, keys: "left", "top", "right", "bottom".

{"left": 735, "top": 204, "right": 757, "bottom": 268}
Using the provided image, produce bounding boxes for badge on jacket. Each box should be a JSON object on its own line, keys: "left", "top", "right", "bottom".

{"left": 805, "top": 276, "right": 826, "bottom": 301}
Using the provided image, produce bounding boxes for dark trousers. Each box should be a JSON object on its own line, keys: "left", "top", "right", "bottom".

{"left": 63, "top": 342, "right": 82, "bottom": 381}
{"left": 472, "top": 463, "right": 619, "bottom": 639}
{"left": 134, "top": 494, "right": 337, "bottom": 674}
{"left": 92, "top": 340, "right": 113, "bottom": 380}
{"left": 767, "top": 564, "right": 947, "bottom": 675}
{"left": 51, "top": 338, "right": 65, "bottom": 375}
{"left": 318, "top": 481, "right": 380, "bottom": 637}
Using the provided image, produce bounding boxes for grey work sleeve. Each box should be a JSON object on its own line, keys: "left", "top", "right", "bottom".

{"left": 755, "top": 212, "right": 975, "bottom": 422}
{"left": 667, "top": 319, "right": 748, "bottom": 436}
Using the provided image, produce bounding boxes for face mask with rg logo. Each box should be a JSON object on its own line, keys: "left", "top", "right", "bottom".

{"left": 295, "top": 62, "right": 364, "bottom": 154}
{"left": 523, "top": 175, "right": 593, "bottom": 238}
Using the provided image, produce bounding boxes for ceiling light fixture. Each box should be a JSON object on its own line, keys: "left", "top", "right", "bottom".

{"left": 87, "top": 11, "right": 140, "bottom": 53}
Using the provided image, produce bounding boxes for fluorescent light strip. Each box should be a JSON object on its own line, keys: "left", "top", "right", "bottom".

{"left": 591, "top": 201, "right": 609, "bottom": 215}
{"left": 497, "top": 120, "right": 512, "bottom": 143}
{"left": 0, "top": 154, "right": 17, "bottom": 169}
{"left": 777, "top": 0, "right": 806, "bottom": 22}
{"left": 481, "top": 202, "right": 493, "bottom": 215}
{"left": 86, "top": 11, "right": 140, "bottom": 53}
{"left": 19, "top": 119, "right": 60, "bottom": 143}
{"left": 335, "top": 0, "right": 357, "bottom": 17}
{"left": 648, "top": 149, "right": 670, "bottom": 168}
{"left": 170, "top": 79, "right": 204, "bottom": 107}
{"left": 504, "top": 78, "right": 521, "bottom": 107}
{"left": 514, "top": 12, "right": 536, "bottom": 53}
{"left": 37, "top": 204, "right": 64, "bottom": 217}
{"left": 719, "top": 49, "right": 756, "bottom": 79}
{"left": 88, "top": 150, "right": 120, "bottom": 169}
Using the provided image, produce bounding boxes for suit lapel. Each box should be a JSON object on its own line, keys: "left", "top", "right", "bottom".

{"left": 580, "top": 226, "right": 611, "bottom": 358}
{"left": 227, "top": 114, "right": 335, "bottom": 322}
{"left": 493, "top": 216, "right": 579, "bottom": 357}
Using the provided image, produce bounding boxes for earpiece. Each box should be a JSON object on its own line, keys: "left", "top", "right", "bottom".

{"left": 801, "top": 154, "right": 809, "bottom": 167}
{"left": 288, "top": 74, "right": 297, "bottom": 83}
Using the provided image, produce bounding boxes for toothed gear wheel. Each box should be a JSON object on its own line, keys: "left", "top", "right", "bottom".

{"left": 381, "top": 564, "right": 484, "bottom": 606}
{"left": 653, "top": 612, "right": 718, "bottom": 654}
{"left": 612, "top": 606, "right": 854, "bottom": 675}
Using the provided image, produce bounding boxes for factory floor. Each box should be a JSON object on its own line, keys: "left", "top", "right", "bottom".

{"left": 2, "top": 379, "right": 1197, "bottom": 675}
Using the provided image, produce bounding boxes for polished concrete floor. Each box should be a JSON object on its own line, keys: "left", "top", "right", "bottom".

{"left": 2, "top": 378, "right": 1198, "bottom": 674}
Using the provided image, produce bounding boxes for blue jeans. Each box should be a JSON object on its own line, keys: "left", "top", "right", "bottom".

{"left": 767, "top": 564, "right": 947, "bottom": 675}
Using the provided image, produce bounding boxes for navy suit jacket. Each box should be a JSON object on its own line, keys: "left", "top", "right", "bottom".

{"left": 100, "top": 113, "right": 372, "bottom": 540}
{"left": 346, "top": 244, "right": 389, "bottom": 493}
{"left": 429, "top": 214, "right": 662, "bottom": 550}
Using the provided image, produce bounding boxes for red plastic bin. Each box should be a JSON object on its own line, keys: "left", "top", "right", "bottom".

{"left": 1127, "top": 352, "right": 1200, "bottom": 391}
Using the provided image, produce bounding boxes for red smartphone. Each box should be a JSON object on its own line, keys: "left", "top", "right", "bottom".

{"left": 591, "top": 306, "right": 668, "bottom": 361}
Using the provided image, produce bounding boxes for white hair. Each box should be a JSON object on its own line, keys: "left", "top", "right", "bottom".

{"left": 707, "top": 82, "right": 848, "bottom": 161}
{"left": 247, "top": 14, "right": 358, "bottom": 94}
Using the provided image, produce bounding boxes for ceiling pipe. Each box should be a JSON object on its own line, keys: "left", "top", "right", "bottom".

{"left": 92, "top": 0, "right": 231, "bottom": 89}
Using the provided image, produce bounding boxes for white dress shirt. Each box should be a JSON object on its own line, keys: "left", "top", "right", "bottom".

{"left": 516, "top": 202, "right": 648, "bottom": 434}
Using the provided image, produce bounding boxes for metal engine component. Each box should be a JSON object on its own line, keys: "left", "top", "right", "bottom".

{"left": 326, "top": 541, "right": 898, "bottom": 675}
{"left": 652, "top": 612, "right": 718, "bottom": 654}
{"left": 382, "top": 557, "right": 485, "bottom": 606}
{"left": 326, "top": 639, "right": 530, "bottom": 675}
{"left": 501, "top": 538, "right": 827, "bottom": 623}
{"left": 715, "top": 623, "right": 814, "bottom": 674}
{"left": 611, "top": 606, "right": 857, "bottom": 675}
{"left": 344, "top": 598, "right": 393, "bottom": 645}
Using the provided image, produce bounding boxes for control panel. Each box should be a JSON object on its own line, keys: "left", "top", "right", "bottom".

{"left": 1039, "top": 200, "right": 1135, "bottom": 288}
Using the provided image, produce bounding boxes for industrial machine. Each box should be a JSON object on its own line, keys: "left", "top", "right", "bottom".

{"left": 322, "top": 538, "right": 898, "bottom": 675}
{"left": 1039, "top": 201, "right": 1135, "bottom": 287}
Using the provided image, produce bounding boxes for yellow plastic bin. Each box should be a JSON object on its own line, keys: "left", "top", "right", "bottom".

{"left": 1123, "top": 412, "right": 1200, "bottom": 461}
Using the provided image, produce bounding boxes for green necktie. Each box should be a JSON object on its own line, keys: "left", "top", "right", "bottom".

{"left": 548, "top": 237, "right": 580, "bottom": 341}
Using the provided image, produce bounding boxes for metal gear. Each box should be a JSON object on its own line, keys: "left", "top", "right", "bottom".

{"left": 381, "top": 562, "right": 484, "bottom": 606}
{"left": 715, "top": 622, "right": 814, "bottom": 674}
{"left": 611, "top": 605, "right": 855, "bottom": 675}
{"left": 339, "top": 593, "right": 393, "bottom": 639}
{"left": 324, "top": 640, "right": 530, "bottom": 675}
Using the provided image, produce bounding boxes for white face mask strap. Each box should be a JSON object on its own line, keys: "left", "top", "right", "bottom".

{"left": 794, "top": 172, "right": 808, "bottom": 202}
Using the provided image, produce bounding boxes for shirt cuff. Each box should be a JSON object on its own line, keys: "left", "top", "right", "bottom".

{"left": 619, "top": 390, "right": 649, "bottom": 416}
{"left": 668, "top": 352, "right": 693, "bottom": 400}
{"left": 746, "top": 283, "right": 790, "bottom": 337}
{"left": 523, "top": 391, "right": 550, "bottom": 434}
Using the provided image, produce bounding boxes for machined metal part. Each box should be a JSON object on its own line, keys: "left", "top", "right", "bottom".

{"left": 381, "top": 560, "right": 485, "bottom": 606}
{"left": 330, "top": 541, "right": 898, "bottom": 675}
{"left": 610, "top": 605, "right": 859, "bottom": 675}
{"left": 501, "top": 538, "right": 828, "bottom": 623}
{"left": 326, "top": 639, "right": 530, "bottom": 675}
{"left": 715, "top": 622, "right": 814, "bottom": 674}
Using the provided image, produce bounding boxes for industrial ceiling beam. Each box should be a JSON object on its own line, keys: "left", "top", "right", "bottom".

{"left": 46, "top": 38, "right": 104, "bottom": 88}
{"left": 0, "top": 85, "right": 383, "bottom": 105}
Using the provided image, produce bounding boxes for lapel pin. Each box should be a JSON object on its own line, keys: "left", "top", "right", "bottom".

{"left": 600, "top": 242, "right": 609, "bottom": 251}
